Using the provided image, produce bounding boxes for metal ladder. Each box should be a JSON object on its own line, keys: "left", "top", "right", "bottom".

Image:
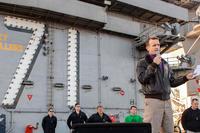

{"left": 47, "top": 25, "right": 54, "bottom": 108}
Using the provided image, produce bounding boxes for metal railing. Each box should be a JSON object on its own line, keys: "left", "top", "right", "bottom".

{"left": 164, "top": 57, "right": 180, "bottom": 67}
{"left": 134, "top": 25, "right": 164, "bottom": 46}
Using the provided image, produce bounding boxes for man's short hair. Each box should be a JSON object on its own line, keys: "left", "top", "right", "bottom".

{"left": 97, "top": 105, "right": 103, "bottom": 109}
{"left": 75, "top": 102, "right": 80, "bottom": 107}
{"left": 192, "top": 98, "right": 198, "bottom": 103}
{"left": 130, "top": 105, "right": 137, "bottom": 110}
{"left": 145, "top": 36, "right": 159, "bottom": 47}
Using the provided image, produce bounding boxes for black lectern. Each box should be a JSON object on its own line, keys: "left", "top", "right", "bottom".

{"left": 72, "top": 123, "right": 151, "bottom": 133}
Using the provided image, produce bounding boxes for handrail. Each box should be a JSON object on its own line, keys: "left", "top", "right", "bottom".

{"left": 134, "top": 25, "right": 164, "bottom": 46}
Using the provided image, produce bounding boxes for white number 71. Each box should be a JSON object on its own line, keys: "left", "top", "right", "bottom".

{"left": 2, "top": 16, "right": 45, "bottom": 109}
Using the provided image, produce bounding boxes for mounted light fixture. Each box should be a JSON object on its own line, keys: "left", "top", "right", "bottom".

{"left": 82, "top": 85, "right": 92, "bottom": 90}
{"left": 130, "top": 78, "right": 136, "bottom": 83}
{"left": 102, "top": 75, "right": 108, "bottom": 80}
{"left": 112, "top": 87, "right": 122, "bottom": 92}
{"left": 22, "top": 80, "right": 34, "bottom": 86}
{"left": 54, "top": 83, "right": 65, "bottom": 88}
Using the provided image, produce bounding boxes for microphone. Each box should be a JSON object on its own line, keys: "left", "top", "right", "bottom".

{"left": 156, "top": 51, "right": 160, "bottom": 57}
{"left": 155, "top": 51, "right": 161, "bottom": 65}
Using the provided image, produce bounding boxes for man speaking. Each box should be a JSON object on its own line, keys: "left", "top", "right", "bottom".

{"left": 136, "top": 36, "right": 195, "bottom": 133}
